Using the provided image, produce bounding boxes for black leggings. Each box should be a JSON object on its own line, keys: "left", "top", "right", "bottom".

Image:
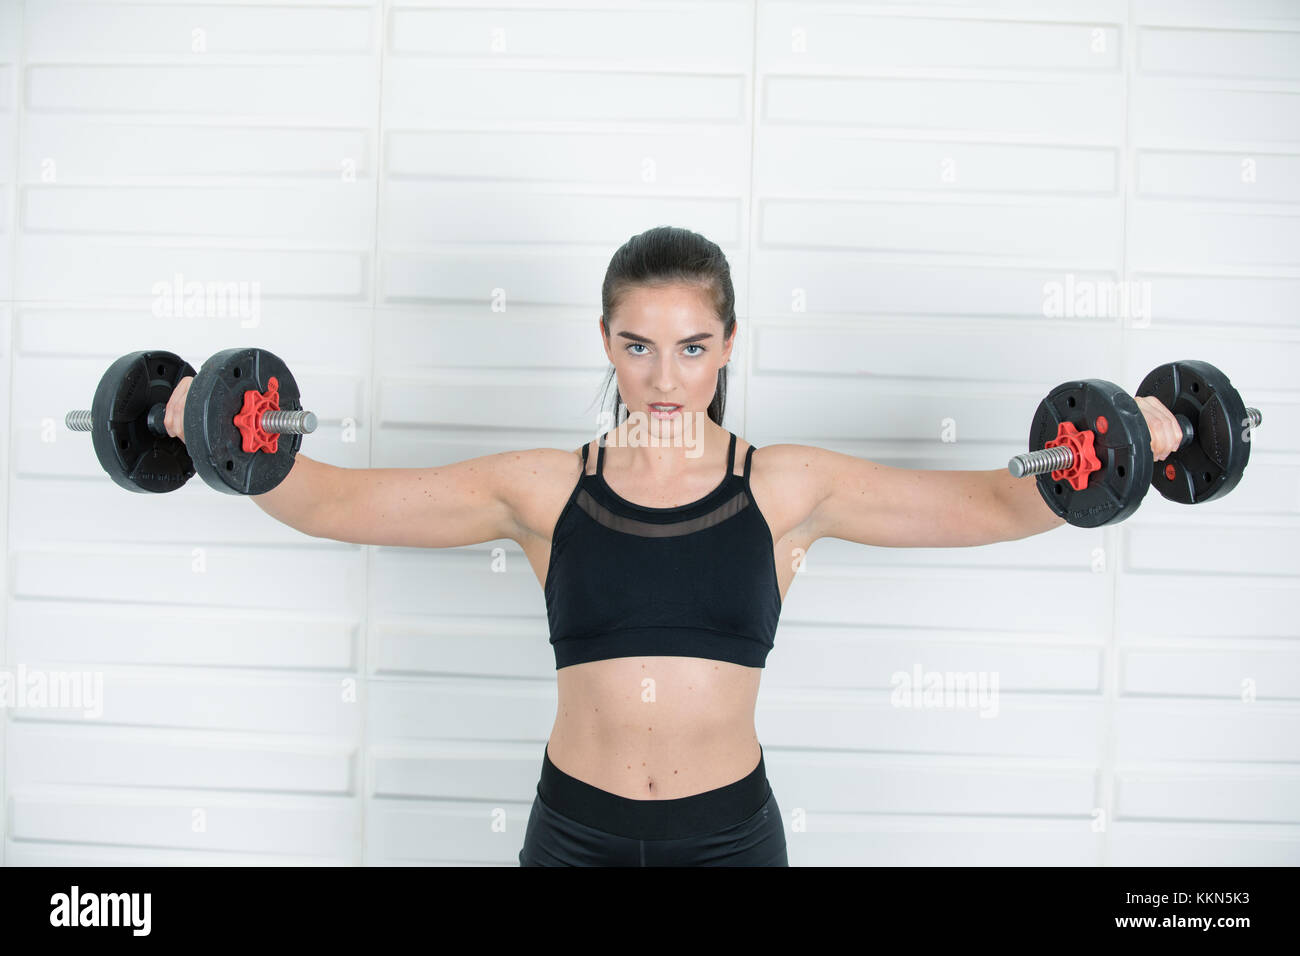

{"left": 518, "top": 744, "right": 788, "bottom": 866}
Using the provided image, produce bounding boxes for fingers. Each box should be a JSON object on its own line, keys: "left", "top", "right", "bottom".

{"left": 164, "top": 375, "right": 193, "bottom": 444}
{"left": 1144, "top": 397, "right": 1172, "bottom": 460}
{"left": 1135, "top": 395, "right": 1180, "bottom": 461}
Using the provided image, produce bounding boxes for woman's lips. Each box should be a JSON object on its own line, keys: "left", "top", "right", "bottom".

{"left": 648, "top": 403, "right": 682, "bottom": 418}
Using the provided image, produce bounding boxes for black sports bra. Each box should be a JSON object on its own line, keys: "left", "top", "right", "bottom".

{"left": 544, "top": 430, "right": 783, "bottom": 669}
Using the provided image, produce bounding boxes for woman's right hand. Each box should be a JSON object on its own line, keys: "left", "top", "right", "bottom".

{"left": 164, "top": 376, "right": 195, "bottom": 444}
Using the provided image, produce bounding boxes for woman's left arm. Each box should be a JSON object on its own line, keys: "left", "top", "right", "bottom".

{"left": 801, "top": 395, "right": 1184, "bottom": 548}
{"left": 800, "top": 450, "right": 1057, "bottom": 549}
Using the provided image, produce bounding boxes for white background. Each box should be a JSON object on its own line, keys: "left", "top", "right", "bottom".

{"left": 1, "top": 0, "right": 1297, "bottom": 866}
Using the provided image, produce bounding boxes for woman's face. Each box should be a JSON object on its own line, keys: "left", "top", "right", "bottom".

{"left": 602, "top": 282, "right": 735, "bottom": 439}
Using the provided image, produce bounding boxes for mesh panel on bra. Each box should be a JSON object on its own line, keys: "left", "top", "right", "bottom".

{"left": 574, "top": 486, "right": 750, "bottom": 537}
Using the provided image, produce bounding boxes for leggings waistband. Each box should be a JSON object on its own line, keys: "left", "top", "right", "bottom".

{"left": 537, "top": 743, "right": 771, "bottom": 841}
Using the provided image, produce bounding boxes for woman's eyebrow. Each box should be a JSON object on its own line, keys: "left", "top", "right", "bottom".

{"left": 616, "top": 331, "right": 714, "bottom": 345}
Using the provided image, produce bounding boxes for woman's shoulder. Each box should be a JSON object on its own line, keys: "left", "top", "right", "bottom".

{"left": 494, "top": 444, "right": 589, "bottom": 542}
{"left": 744, "top": 440, "right": 824, "bottom": 474}
{"left": 743, "top": 441, "right": 833, "bottom": 541}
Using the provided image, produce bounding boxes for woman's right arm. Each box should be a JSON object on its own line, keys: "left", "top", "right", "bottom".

{"left": 258, "top": 452, "right": 524, "bottom": 549}
{"left": 163, "top": 373, "right": 526, "bottom": 548}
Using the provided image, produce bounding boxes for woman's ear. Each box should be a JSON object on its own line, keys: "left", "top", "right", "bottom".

{"left": 722, "top": 321, "right": 737, "bottom": 365}
{"left": 599, "top": 315, "right": 612, "bottom": 363}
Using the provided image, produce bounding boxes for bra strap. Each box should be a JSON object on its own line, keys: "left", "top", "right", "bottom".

{"left": 725, "top": 432, "right": 737, "bottom": 474}
{"left": 580, "top": 441, "right": 591, "bottom": 471}
{"left": 596, "top": 432, "right": 607, "bottom": 476}
{"left": 743, "top": 443, "right": 757, "bottom": 481}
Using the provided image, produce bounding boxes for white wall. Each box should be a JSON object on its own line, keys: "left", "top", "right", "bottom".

{"left": 1, "top": 0, "right": 1296, "bottom": 866}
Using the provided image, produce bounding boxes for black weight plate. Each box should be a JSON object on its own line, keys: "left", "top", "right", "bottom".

{"left": 183, "top": 347, "right": 304, "bottom": 495}
{"left": 1137, "top": 360, "right": 1251, "bottom": 505}
{"left": 88, "top": 350, "right": 198, "bottom": 493}
{"left": 1028, "top": 378, "right": 1154, "bottom": 528}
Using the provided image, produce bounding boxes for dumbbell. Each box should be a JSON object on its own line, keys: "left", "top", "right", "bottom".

{"left": 1007, "top": 360, "right": 1261, "bottom": 528}
{"left": 66, "top": 347, "right": 318, "bottom": 495}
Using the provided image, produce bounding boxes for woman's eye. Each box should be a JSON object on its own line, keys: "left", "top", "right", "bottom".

{"left": 626, "top": 343, "right": 705, "bottom": 356}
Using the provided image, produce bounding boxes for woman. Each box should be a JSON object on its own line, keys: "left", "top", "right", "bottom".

{"left": 164, "top": 226, "right": 1186, "bottom": 866}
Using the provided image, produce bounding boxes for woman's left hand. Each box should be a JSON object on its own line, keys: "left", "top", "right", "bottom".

{"left": 1133, "top": 395, "right": 1184, "bottom": 461}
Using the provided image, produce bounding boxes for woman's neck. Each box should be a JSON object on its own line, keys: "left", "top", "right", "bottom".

{"left": 604, "top": 420, "right": 728, "bottom": 480}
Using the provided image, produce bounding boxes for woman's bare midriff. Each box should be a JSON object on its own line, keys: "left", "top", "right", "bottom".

{"left": 546, "top": 656, "right": 763, "bottom": 800}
